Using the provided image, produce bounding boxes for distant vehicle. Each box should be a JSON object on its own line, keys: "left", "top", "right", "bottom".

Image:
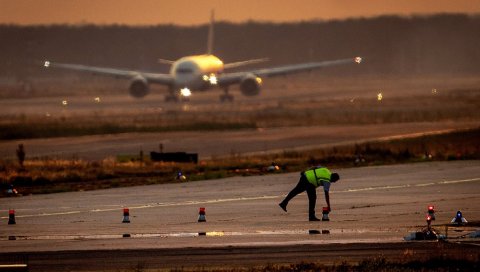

{"left": 43, "top": 11, "right": 362, "bottom": 102}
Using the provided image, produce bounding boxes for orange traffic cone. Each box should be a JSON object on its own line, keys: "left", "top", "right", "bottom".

{"left": 198, "top": 207, "right": 206, "bottom": 222}
{"left": 8, "top": 209, "right": 16, "bottom": 225}
{"left": 122, "top": 208, "right": 130, "bottom": 223}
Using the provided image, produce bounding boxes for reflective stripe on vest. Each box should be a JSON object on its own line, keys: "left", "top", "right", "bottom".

{"left": 304, "top": 167, "right": 331, "bottom": 187}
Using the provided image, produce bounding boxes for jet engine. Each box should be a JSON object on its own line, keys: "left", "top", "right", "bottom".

{"left": 129, "top": 76, "right": 149, "bottom": 98}
{"left": 239, "top": 74, "right": 262, "bottom": 96}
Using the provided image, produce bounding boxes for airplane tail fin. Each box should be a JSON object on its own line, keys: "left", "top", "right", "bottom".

{"left": 207, "top": 10, "right": 214, "bottom": 55}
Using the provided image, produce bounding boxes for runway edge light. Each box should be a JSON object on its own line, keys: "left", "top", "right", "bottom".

{"left": 122, "top": 208, "right": 130, "bottom": 223}
{"left": 198, "top": 207, "right": 206, "bottom": 222}
{"left": 322, "top": 207, "right": 330, "bottom": 221}
{"left": 426, "top": 214, "right": 432, "bottom": 230}
{"left": 8, "top": 209, "right": 16, "bottom": 225}
{"left": 427, "top": 205, "right": 435, "bottom": 220}
{"left": 451, "top": 210, "right": 467, "bottom": 225}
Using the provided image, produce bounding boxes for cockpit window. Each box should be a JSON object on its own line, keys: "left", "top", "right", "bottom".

{"left": 176, "top": 68, "right": 193, "bottom": 74}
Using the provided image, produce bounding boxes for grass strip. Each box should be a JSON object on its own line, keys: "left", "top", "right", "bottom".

{"left": 1, "top": 127, "right": 479, "bottom": 196}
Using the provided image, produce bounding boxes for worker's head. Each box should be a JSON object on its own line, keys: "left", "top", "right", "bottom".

{"left": 330, "top": 173, "right": 340, "bottom": 183}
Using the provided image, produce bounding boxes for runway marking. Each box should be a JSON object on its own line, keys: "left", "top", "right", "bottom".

{"left": 0, "top": 229, "right": 393, "bottom": 241}
{"left": 439, "top": 178, "right": 480, "bottom": 184}
{"left": 343, "top": 185, "right": 410, "bottom": 192}
{"left": 2, "top": 178, "right": 478, "bottom": 219}
{"left": 98, "top": 195, "right": 280, "bottom": 212}
{"left": 339, "top": 177, "right": 480, "bottom": 193}
{"left": 4, "top": 210, "right": 82, "bottom": 218}
{"left": 1, "top": 195, "right": 279, "bottom": 219}
{"left": 235, "top": 128, "right": 466, "bottom": 159}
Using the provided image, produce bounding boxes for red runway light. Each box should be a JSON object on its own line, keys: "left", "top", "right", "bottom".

{"left": 322, "top": 207, "right": 330, "bottom": 221}
{"left": 427, "top": 205, "right": 435, "bottom": 220}
{"left": 198, "top": 207, "right": 206, "bottom": 222}
{"left": 8, "top": 209, "right": 16, "bottom": 225}
{"left": 122, "top": 208, "right": 130, "bottom": 223}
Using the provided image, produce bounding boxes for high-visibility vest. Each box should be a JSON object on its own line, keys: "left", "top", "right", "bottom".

{"left": 304, "top": 167, "right": 331, "bottom": 188}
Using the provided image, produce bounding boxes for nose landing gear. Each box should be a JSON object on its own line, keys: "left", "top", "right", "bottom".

{"left": 219, "top": 88, "right": 234, "bottom": 102}
{"left": 165, "top": 89, "right": 191, "bottom": 102}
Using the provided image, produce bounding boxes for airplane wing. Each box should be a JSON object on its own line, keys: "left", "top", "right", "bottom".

{"left": 223, "top": 58, "right": 269, "bottom": 69}
{"left": 218, "top": 57, "right": 362, "bottom": 86}
{"left": 43, "top": 61, "right": 174, "bottom": 85}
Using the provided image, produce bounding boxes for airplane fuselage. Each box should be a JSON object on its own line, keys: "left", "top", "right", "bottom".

{"left": 170, "top": 55, "right": 224, "bottom": 92}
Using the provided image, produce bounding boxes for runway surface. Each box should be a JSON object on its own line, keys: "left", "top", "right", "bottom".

{"left": 1, "top": 121, "right": 478, "bottom": 161}
{"left": 1, "top": 161, "right": 479, "bottom": 267}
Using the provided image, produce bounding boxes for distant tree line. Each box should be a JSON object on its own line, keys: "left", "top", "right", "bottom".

{"left": 1, "top": 13, "right": 479, "bottom": 79}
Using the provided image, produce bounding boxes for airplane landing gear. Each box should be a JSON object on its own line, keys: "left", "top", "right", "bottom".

{"left": 165, "top": 89, "right": 191, "bottom": 103}
{"left": 220, "top": 94, "right": 234, "bottom": 102}
{"left": 220, "top": 88, "right": 234, "bottom": 102}
{"left": 165, "top": 95, "right": 190, "bottom": 102}
{"left": 165, "top": 93, "right": 179, "bottom": 102}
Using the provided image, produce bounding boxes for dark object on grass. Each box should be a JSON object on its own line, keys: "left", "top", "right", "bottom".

{"left": 415, "top": 229, "right": 438, "bottom": 240}
{"left": 150, "top": 151, "right": 198, "bottom": 163}
{"left": 16, "top": 144, "right": 25, "bottom": 168}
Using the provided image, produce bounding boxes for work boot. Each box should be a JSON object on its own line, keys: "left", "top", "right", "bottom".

{"left": 279, "top": 202, "right": 287, "bottom": 212}
{"left": 309, "top": 215, "right": 320, "bottom": 221}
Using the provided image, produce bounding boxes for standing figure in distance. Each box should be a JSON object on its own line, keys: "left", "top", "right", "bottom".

{"left": 279, "top": 166, "right": 340, "bottom": 221}
{"left": 16, "top": 143, "right": 26, "bottom": 169}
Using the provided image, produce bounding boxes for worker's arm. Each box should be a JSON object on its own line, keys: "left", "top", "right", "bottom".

{"left": 324, "top": 190, "right": 331, "bottom": 211}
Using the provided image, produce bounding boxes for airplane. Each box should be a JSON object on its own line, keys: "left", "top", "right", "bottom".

{"left": 43, "top": 11, "right": 362, "bottom": 102}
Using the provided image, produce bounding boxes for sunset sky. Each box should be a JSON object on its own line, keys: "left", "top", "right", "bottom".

{"left": 1, "top": 0, "right": 480, "bottom": 26}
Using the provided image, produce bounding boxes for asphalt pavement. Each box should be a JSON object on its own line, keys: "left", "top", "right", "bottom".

{"left": 1, "top": 160, "right": 479, "bottom": 253}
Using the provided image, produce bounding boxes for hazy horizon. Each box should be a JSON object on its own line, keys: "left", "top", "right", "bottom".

{"left": 1, "top": 0, "right": 480, "bottom": 26}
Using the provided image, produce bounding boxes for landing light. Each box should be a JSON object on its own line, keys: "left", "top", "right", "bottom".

{"left": 256, "top": 77, "right": 263, "bottom": 84}
{"left": 44, "top": 61, "right": 50, "bottom": 68}
{"left": 377, "top": 92, "right": 383, "bottom": 101}
{"left": 180, "top": 87, "right": 191, "bottom": 97}
{"left": 355, "top": 57, "right": 362, "bottom": 64}
{"left": 209, "top": 74, "right": 217, "bottom": 85}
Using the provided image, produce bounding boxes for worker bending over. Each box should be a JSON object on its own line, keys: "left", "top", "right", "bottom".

{"left": 279, "top": 166, "right": 340, "bottom": 221}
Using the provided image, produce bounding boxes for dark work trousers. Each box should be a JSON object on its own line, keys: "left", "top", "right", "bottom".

{"left": 281, "top": 174, "right": 317, "bottom": 216}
